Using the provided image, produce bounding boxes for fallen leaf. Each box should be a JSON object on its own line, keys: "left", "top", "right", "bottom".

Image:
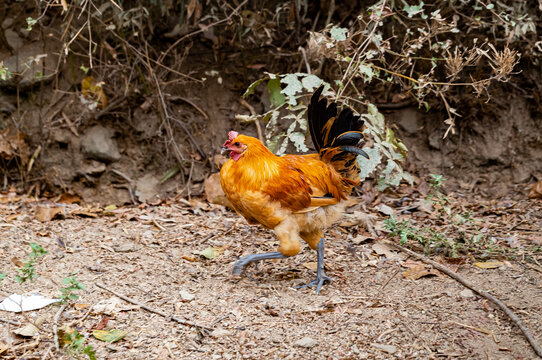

{"left": 372, "top": 242, "right": 398, "bottom": 259}
{"left": 13, "top": 323, "right": 40, "bottom": 337}
{"left": 0, "top": 343, "right": 8, "bottom": 355}
{"left": 474, "top": 261, "right": 504, "bottom": 269}
{"left": 182, "top": 255, "right": 197, "bottom": 262}
{"left": 92, "top": 329, "right": 127, "bottom": 342}
{"left": 400, "top": 259, "right": 424, "bottom": 269}
{"left": 13, "top": 315, "right": 46, "bottom": 337}
{"left": 302, "top": 262, "right": 317, "bottom": 271}
{"left": 90, "top": 316, "right": 109, "bottom": 331}
{"left": 56, "top": 193, "right": 81, "bottom": 204}
{"left": 35, "top": 205, "right": 64, "bottom": 222}
{"left": 376, "top": 203, "right": 394, "bottom": 216}
{"left": 198, "top": 247, "right": 222, "bottom": 259}
{"left": 11, "top": 257, "right": 24, "bottom": 267}
{"left": 528, "top": 180, "right": 542, "bottom": 199}
{"left": 402, "top": 264, "right": 440, "bottom": 280}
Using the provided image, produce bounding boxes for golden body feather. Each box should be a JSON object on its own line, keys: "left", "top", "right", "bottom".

{"left": 220, "top": 135, "right": 353, "bottom": 256}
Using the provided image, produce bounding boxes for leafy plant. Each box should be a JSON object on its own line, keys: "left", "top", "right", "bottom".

{"left": 65, "top": 329, "right": 96, "bottom": 360}
{"left": 241, "top": 73, "right": 411, "bottom": 190}
{"left": 59, "top": 276, "right": 86, "bottom": 303}
{"left": 0, "top": 62, "right": 11, "bottom": 81}
{"left": 15, "top": 243, "right": 48, "bottom": 284}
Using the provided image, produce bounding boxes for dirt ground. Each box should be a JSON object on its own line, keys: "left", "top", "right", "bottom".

{"left": 1, "top": 190, "right": 541, "bottom": 360}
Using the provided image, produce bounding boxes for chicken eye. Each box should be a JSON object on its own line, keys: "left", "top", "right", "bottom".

{"left": 234, "top": 142, "right": 240, "bottom": 146}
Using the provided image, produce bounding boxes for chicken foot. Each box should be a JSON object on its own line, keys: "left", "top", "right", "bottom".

{"left": 231, "top": 252, "right": 287, "bottom": 276}
{"left": 295, "top": 238, "right": 333, "bottom": 294}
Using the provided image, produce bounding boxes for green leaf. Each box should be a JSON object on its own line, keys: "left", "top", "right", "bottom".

{"left": 403, "top": 1, "right": 425, "bottom": 18}
{"left": 357, "top": 147, "right": 381, "bottom": 180}
{"left": 289, "top": 132, "right": 308, "bottom": 152}
{"left": 267, "top": 77, "right": 285, "bottom": 107}
{"left": 243, "top": 77, "right": 267, "bottom": 98}
{"left": 280, "top": 74, "right": 303, "bottom": 105}
{"left": 0, "top": 273, "right": 6, "bottom": 282}
{"left": 330, "top": 26, "right": 348, "bottom": 41}
{"left": 301, "top": 74, "right": 323, "bottom": 92}
{"left": 160, "top": 165, "right": 180, "bottom": 184}
{"left": 92, "top": 329, "right": 127, "bottom": 342}
{"left": 359, "top": 63, "right": 375, "bottom": 82}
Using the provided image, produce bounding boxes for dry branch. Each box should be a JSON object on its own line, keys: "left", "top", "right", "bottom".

{"left": 95, "top": 282, "right": 214, "bottom": 331}
{"left": 383, "top": 240, "right": 542, "bottom": 358}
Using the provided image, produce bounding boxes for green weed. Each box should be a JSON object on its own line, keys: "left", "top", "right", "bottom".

{"left": 15, "top": 243, "right": 47, "bottom": 284}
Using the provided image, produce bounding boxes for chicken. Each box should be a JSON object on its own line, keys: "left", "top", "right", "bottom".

{"left": 220, "top": 86, "right": 368, "bottom": 293}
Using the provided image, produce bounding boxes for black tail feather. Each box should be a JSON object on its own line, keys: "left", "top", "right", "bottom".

{"left": 307, "top": 86, "right": 368, "bottom": 189}
{"left": 308, "top": 85, "right": 366, "bottom": 153}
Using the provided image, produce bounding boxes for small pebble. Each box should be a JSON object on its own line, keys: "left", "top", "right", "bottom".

{"left": 372, "top": 343, "right": 397, "bottom": 354}
{"left": 460, "top": 289, "right": 475, "bottom": 299}
{"left": 294, "top": 337, "right": 318, "bottom": 348}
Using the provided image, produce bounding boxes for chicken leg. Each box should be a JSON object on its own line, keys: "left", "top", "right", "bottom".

{"left": 231, "top": 252, "right": 287, "bottom": 276}
{"left": 296, "top": 238, "right": 333, "bottom": 294}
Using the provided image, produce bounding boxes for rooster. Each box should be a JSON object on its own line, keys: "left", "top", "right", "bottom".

{"left": 220, "top": 86, "right": 368, "bottom": 293}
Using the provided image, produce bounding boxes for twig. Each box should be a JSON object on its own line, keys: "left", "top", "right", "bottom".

{"left": 449, "top": 320, "right": 498, "bottom": 344}
{"left": 383, "top": 240, "right": 542, "bottom": 358}
{"left": 239, "top": 98, "right": 265, "bottom": 144}
{"left": 169, "top": 96, "right": 209, "bottom": 120}
{"left": 95, "top": 283, "right": 213, "bottom": 331}
{"left": 111, "top": 169, "right": 136, "bottom": 204}
{"left": 298, "top": 46, "right": 311, "bottom": 74}
{"left": 53, "top": 304, "right": 67, "bottom": 352}
{"left": 0, "top": 318, "right": 21, "bottom": 326}
{"left": 41, "top": 345, "right": 53, "bottom": 360}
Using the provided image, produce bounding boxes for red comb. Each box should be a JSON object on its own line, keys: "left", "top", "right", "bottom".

{"left": 228, "top": 131, "right": 239, "bottom": 141}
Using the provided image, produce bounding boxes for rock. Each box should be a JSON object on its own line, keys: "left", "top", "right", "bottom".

{"left": 371, "top": 343, "right": 397, "bottom": 354}
{"left": 79, "top": 160, "right": 106, "bottom": 176}
{"left": 397, "top": 108, "right": 420, "bottom": 135}
{"left": 294, "top": 337, "right": 318, "bottom": 348}
{"left": 460, "top": 289, "right": 475, "bottom": 299}
{"left": 179, "top": 290, "right": 195, "bottom": 301}
{"left": 113, "top": 243, "right": 137, "bottom": 253}
{"left": 376, "top": 203, "right": 394, "bottom": 216}
{"left": 81, "top": 126, "right": 121, "bottom": 162}
{"left": 5, "top": 29, "right": 24, "bottom": 50}
{"left": 135, "top": 174, "right": 160, "bottom": 203}
{"left": 0, "top": 42, "right": 58, "bottom": 90}
{"left": 204, "top": 173, "right": 232, "bottom": 208}
{"left": 211, "top": 328, "right": 232, "bottom": 338}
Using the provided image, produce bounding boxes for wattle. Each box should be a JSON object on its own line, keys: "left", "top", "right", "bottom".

{"left": 231, "top": 151, "right": 242, "bottom": 161}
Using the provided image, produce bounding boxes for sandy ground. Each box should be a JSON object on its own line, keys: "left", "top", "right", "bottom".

{"left": 0, "top": 196, "right": 541, "bottom": 360}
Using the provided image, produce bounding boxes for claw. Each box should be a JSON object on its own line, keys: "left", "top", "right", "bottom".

{"left": 231, "top": 252, "right": 286, "bottom": 278}
{"left": 295, "top": 273, "right": 333, "bottom": 294}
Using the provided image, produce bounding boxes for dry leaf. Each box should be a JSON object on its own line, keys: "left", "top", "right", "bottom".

{"left": 302, "top": 262, "right": 317, "bottom": 271}
{"left": 11, "top": 257, "right": 24, "bottom": 267}
{"left": 528, "top": 180, "right": 542, "bottom": 199}
{"left": 474, "top": 261, "right": 504, "bottom": 269}
{"left": 372, "top": 242, "right": 398, "bottom": 259}
{"left": 13, "top": 323, "right": 40, "bottom": 337}
{"left": 0, "top": 343, "right": 9, "bottom": 355}
{"left": 402, "top": 264, "right": 440, "bottom": 280}
{"left": 92, "top": 329, "right": 127, "bottom": 342}
{"left": 35, "top": 205, "right": 64, "bottom": 222}
{"left": 56, "top": 193, "right": 81, "bottom": 204}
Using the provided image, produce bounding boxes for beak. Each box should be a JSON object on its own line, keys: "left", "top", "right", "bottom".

{"left": 221, "top": 147, "right": 231, "bottom": 156}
